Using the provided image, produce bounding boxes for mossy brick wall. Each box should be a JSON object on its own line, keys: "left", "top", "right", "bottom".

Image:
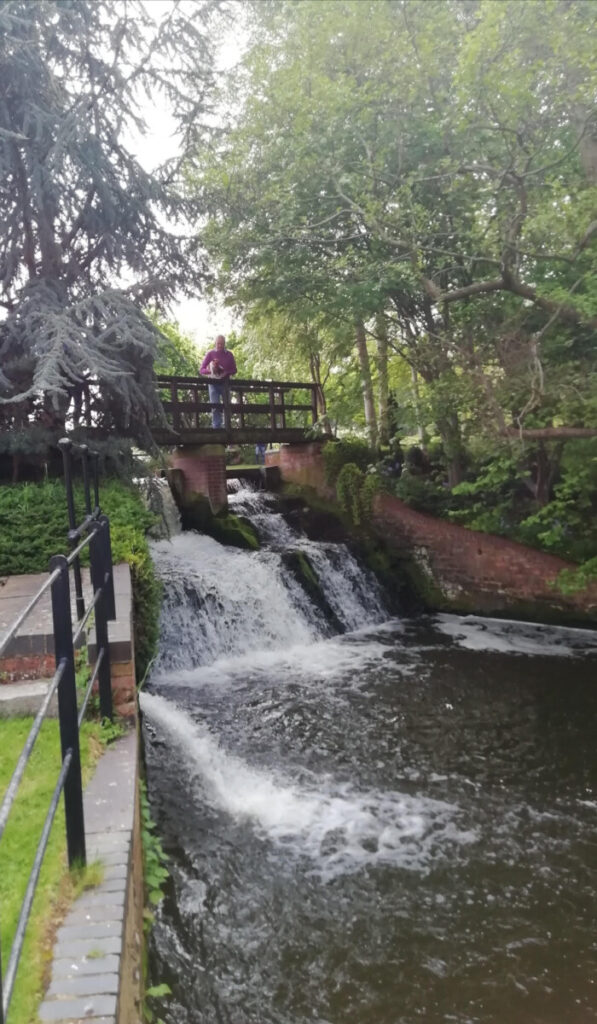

{"left": 275, "top": 442, "right": 597, "bottom": 624}
{"left": 171, "top": 444, "right": 227, "bottom": 514}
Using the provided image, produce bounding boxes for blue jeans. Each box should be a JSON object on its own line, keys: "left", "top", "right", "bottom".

{"left": 208, "top": 380, "right": 225, "bottom": 428}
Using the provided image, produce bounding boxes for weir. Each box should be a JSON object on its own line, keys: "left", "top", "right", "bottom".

{"left": 142, "top": 482, "right": 597, "bottom": 1024}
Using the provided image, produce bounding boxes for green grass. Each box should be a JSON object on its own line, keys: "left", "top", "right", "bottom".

{"left": 0, "top": 717, "right": 103, "bottom": 1024}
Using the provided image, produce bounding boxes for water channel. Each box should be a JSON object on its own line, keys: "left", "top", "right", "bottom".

{"left": 142, "top": 483, "right": 597, "bottom": 1024}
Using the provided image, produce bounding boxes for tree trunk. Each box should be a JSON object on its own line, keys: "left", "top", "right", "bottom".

{"left": 309, "top": 352, "right": 328, "bottom": 418}
{"left": 375, "top": 312, "right": 389, "bottom": 446}
{"left": 355, "top": 320, "right": 378, "bottom": 449}
{"left": 437, "top": 412, "right": 465, "bottom": 487}
{"left": 521, "top": 442, "right": 563, "bottom": 506}
{"left": 410, "top": 365, "right": 428, "bottom": 447}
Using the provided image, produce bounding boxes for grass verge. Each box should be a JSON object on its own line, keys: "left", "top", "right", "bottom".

{"left": 0, "top": 716, "right": 104, "bottom": 1024}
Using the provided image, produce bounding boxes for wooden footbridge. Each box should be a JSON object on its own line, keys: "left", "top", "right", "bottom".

{"left": 152, "top": 375, "right": 319, "bottom": 446}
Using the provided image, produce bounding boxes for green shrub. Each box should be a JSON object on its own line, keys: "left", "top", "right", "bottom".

{"left": 336, "top": 464, "right": 366, "bottom": 524}
{"left": 322, "top": 438, "right": 373, "bottom": 484}
{"left": 394, "top": 473, "right": 451, "bottom": 516}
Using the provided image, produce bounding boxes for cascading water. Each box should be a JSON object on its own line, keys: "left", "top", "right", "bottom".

{"left": 137, "top": 476, "right": 182, "bottom": 539}
{"left": 142, "top": 482, "right": 597, "bottom": 1024}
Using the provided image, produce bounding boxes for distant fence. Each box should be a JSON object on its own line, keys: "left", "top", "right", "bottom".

{"left": 0, "top": 439, "right": 115, "bottom": 1022}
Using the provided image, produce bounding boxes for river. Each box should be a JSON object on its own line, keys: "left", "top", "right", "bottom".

{"left": 141, "top": 483, "right": 597, "bottom": 1024}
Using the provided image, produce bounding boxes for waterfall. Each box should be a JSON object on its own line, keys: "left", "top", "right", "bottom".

{"left": 138, "top": 476, "right": 182, "bottom": 540}
{"left": 142, "top": 481, "right": 597, "bottom": 1024}
{"left": 149, "top": 483, "right": 386, "bottom": 674}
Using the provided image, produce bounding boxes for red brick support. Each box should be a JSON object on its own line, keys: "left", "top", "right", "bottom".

{"left": 274, "top": 442, "right": 597, "bottom": 624}
{"left": 170, "top": 444, "right": 227, "bottom": 514}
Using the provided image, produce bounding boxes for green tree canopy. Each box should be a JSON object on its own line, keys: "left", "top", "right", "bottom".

{"left": 192, "top": 0, "right": 597, "bottom": 479}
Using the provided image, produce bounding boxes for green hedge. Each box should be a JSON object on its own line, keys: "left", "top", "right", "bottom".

{"left": 0, "top": 479, "right": 161, "bottom": 682}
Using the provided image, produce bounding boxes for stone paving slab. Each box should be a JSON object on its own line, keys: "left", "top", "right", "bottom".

{"left": 0, "top": 563, "right": 131, "bottom": 660}
{"left": 52, "top": 955, "right": 120, "bottom": 978}
{"left": 38, "top": 730, "right": 137, "bottom": 1024}
{"left": 57, "top": 921, "right": 124, "bottom": 942}
{"left": 39, "top": 994, "right": 117, "bottom": 1020}
{"left": 47, "top": 973, "right": 119, "bottom": 998}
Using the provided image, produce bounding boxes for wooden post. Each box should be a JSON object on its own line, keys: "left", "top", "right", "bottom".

{"left": 171, "top": 383, "right": 179, "bottom": 432}
{"left": 223, "top": 378, "right": 232, "bottom": 434}
{"left": 311, "top": 384, "right": 318, "bottom": 425}
{"left": 268, "top": 382, "right": 276, "bottom": 432}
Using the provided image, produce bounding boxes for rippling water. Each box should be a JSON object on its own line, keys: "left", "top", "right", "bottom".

{"left": 142, "top": 485, "right": 597, "bottom": 1024}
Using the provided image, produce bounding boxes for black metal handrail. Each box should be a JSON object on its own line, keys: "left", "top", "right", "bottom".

{"left": 0, "top": 439, "right": 116, "bottom": 1023}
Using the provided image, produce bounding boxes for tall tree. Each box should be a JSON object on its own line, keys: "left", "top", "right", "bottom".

{"left": 193, "top": 0, "right": 597, "bottom": 487}
{"left": 0, "top": 0, "right": 218, "bottom": 463}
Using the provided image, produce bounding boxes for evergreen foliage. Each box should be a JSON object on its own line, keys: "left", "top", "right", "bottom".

{"left": 0, "top": 0, "right": 217, "bottom": 456}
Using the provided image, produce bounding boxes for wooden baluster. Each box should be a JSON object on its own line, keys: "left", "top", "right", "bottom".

{"left": 269, "top": 382, "right": 276, "bottom": 432}
{"left": 171, "top": 384, "right": 179, "bottom": 432}
{"left": 239, "top": 388, "right": 245, "bottom": 428}
{"left": 280, "top": 389, "right": 286, "bottom": 429}
{"left": 223, "top": 378, "right": 232, "bottom": 434}
{"left": 193, "top": 381, "right": 199, "bottom": 428}
{"left": 311, "top": 384, "right": 318, "bottom": 425}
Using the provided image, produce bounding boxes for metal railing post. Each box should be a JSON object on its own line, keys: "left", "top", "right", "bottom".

{"left": 91, "top": 451, "right": 100, "bottom": 514}
{"left": 58, "top": 438, "right": 85, "bottom": 623}
{"left": 49, "top": 555, "right": 86, "bottom": 868}
{"left": 80, "top": 444, "right": 92, "bottom": 516}
{"left": 89, "top": 520, "right": 114, "bottom": 721}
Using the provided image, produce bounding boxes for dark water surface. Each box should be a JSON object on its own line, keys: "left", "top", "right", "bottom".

{"left": 143, "top": 492, "right": 597, "bottom": 1024}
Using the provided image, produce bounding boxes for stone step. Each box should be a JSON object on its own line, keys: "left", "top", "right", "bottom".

{"left": 0, "top": 679, "right": 58, "bottom": 718}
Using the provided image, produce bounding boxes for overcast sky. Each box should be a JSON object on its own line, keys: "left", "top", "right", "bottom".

{"left": 132, "top": 0, "right": 247, "bottom": 350}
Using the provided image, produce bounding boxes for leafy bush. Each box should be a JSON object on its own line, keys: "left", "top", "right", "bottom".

{"left": 516, "top": 440, "right": 597, "bottom": 564}
{"left": 336, "top": 463, "right": 365, "bottom": 524}
{"left": 322, "top": 438, "right": 373, "bottom": 484}
{"left": 394, "top": 473, "right": 451, "bottom": 516}
{"left": 335, "top": 463, "right": 386, "bottom": 526}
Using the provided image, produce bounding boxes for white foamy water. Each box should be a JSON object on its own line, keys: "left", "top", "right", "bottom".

{"left": 150, "top": 532, "right": 321, "bottom": 670}
{"left": 151, "top": 624, "right": 407, "bottom": 697}
{"left": 228, "top": 483, "right": 387, "bottom": 629}
{"left": 142, "top": 693, "right": 477, "bottom": 880}
{"left": 434, "top": 614, "right": 597, "bottom": 657}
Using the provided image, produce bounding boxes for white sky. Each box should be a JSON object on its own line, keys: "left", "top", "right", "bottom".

{"left": 131, "top": 0, "right": 247, "bottom": 351}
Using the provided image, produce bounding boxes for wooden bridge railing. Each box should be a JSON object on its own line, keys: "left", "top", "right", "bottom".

{"left": 154, "top": 375, "right": 318, "bottom": 440}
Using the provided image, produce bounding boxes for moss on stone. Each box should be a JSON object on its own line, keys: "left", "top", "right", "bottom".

{"left": 207, "top": 513, "right": 260, "bottom": 551}
{"left": 282, "top": 550, "right": 343, "bottom": 633}
{"left": 177, "top": 492, "right": 213, "bottom": 533}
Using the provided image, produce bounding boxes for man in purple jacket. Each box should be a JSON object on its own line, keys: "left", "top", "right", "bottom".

{"left": 199, "top": 334, "right": 237, "bottom": 428}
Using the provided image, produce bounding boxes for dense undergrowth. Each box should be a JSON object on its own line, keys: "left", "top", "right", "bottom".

{"left": 322, "top": 438, "right": 597, "bottom": 590}
{"left": 0, "top": 478, "right": 161, "bottom": 681}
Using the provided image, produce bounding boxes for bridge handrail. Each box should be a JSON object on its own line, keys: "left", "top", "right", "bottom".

{"left": 154, "top": 374, "right": 318, "bottom": 438}
{"left": 0, "top": 441, "right": 115, "bottom": 1023}
{"left": 154, "top": 374, "right": 316, "bottom": 391}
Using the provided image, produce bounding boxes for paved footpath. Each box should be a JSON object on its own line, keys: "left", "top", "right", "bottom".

{"left": 37, "top": 730, "right": 138, "bottom": 1024}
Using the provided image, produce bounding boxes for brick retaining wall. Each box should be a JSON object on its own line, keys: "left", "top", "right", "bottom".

{"left": 170, "top": 444, "right": 227, "bottom": 514}
{"left": 273, "top": 442, "right": 597, "bottom": 624}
